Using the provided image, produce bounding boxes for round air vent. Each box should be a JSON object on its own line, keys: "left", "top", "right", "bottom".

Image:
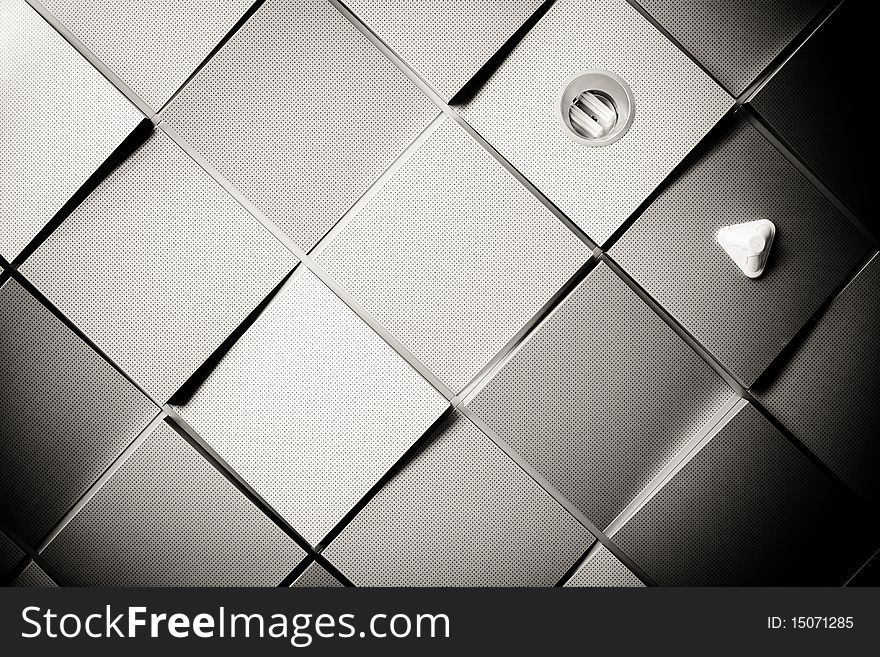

{"left": 558, "top": 70, "right": 635, "bottom": 146}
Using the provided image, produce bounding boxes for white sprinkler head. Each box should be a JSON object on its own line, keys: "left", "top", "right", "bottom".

{"left": 717, "top": 219, "right": 776, "bottom": 279}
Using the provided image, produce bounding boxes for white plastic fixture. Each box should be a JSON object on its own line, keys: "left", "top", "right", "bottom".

{"left": 717, "top": 219, "right": 776, "bottom": 278}
{"left": 558, "top": 70, "right": 635, "bottom": 146}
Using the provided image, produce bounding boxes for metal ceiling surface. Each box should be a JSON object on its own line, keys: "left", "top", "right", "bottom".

{"left": 2, "top": 0, "right": 876, "bottom": 587}
{"left": 174, "top": 268, "right": 448, "bottom": 546}
{"left": 460, "top": 0, "right": 732, "bottom": 245}
{"left": 343, "top": 0, "right": 547, "bottom": 101}
{"left": 0, "top": 0, "right": 143, "bottom": 262}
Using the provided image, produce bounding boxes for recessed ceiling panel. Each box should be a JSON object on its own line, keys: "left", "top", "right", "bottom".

{"left": 42, "top": 421, "right": 306, "bottom": 586}
{"left": 612, "top": 403, "right": 876, "bottom": 585}
{"left": 565, "top": 545, "right": 644, "bottom": 587}
{"left": 752, "top": 1, "right": 872, "bottom": 234}
{"left": 460, "top": 0, "right": 731, "bottom": 245}
{"left": 20, "top": 130, "right": 297, "bottom": 401}
{"left": 612, "top": 118, "right": 869, "bottom": 385}
{"left": 162, "top": 0, "right": 438, "bottom": 252}
{"left": 174, "top": 269, "right": 449, "bottom": 546}
{"left": 290, "top": 562, "right": 344, "bottom": 588}
{"left": 469, "top": 262, "right": 733, "bottom": 531}
{"left": 0, "top": 0, "right": 142, "bottom": 261}
{"left": 755, "top": 256, "right": 880, "bottom": 503}
{"left": 11, "top": 561, "right": 57, "bottom": 587}
{"left": 636, "top": 0, "right": 830, "bottom": 96}
{"left": 316, "top": 118, "right": 591, "bottom": 392}
{"left": 0, "top": 278, "right": 159, "bottom": 546}
{"left": 324, "top": 412, "right": 594, "bottom": 586}
{"left": 344, "top": 0, "right": 546, "bottom": 101}
{"left": 41, "top": 0, "right": 254, "bottom": 109}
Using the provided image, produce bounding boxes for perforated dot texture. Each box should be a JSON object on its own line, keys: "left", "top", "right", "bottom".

{"left": 636, "top": 0, "right": 830, "bottom": 96}
{"left": 757, "top": 256, "right": 880, "bottom": 503}
{"left": 0, "top": 531, "right": 25, "bottom": 579}
{"left": 12, "top": 562, "right": 57, "bottom": 588}
{"left": 345, "top": 0, "right": 545, "bottom": 101}
{"left": 174, "top": 269, "right": 448, "bottom": 546}
{"left": 613, "top": 403, "right": 875, "bottom": 585}
{"left": 469, "top": 263, "right": 732, "bottom": 531}
{"left": 317, "top": 118, "right": 591, "bottom": 392}
{"left": 162, "top": 0, "right": 437, "bottom": 251}
{"left": 612, "top": 119, "right": 869, "bottom": 385}
{"left": 42, "top": 0, "right": 253, "bottom": 109}
{"left": 565, "top": 545, "right": 644, "bottom": 587}
{"left": 461, "top": 0, "right": 731, "bottom": 245}
{"left": 20, "top": 130, "right": 297, "bottom": 401}
{"left": 0, "top": 0, "right": 142, "bottom": 261}
{"left": 0, "top": 278, "right": 159, "bottom": 546}
{"left": 42, "top": 422, "right": 305, "bottom": 586}
{"left": 290, "top": 562, "right": 344, "bottom": 588}
{"left": 324, "top": 413, "right": 595, "bottom": 586}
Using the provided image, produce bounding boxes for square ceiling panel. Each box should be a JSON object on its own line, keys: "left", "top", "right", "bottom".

{"left": 752, "top": 1, "right": 872, "bottom": 235}
{"left": 0, "top": 0, "right": 143, "bottom": 262}
{"left": 0, "top": 531, "right": 26, "bottom": 582}
{"left": 42, "top": 421, "right": 306, "bottom": 586}
{"left": 316, "top": 117, "right": 591, "bottom": 393}
{"left": 636, "top": 0, "right": 831, "bottom": 96}
{"left": 611, "top": 118, "right": 870, "bottom": 386}
{"left": 11, "top": 561, "right": 57, "bottom": 588}
{"left": 323, "top": 412, "right": 594, "bottom": 586}
{"left": 344, "top": 0, "right": 547, "bottom": 102}
{"left": 468, "top": 262, "right": 733, "bottom": 531}
{"left": 20, "top": 129, "right": 297, "bottom": 401}
{"left": 173, "top": 268, "right": 449, "bottom": 546}
{"left": 611, "top": 402, "right": 877, "bottom": 585}
{"left": 161, "top": 0, "right": 438, "bottom": 252}
{"left": 290, "top": 562, "right": 344, "bottom": 588}
{"left": 755, "top": 255, "right": 880, "bottom": 504}
{"left": 564, "top": 545, "right": 644, "bottom": 587}
{"left": 0, "top": 278, "right": 159, "bottom": 546}
{"left": 41, "top": 0, "right": 254, "bottom": 110}
{"left": 460, "top": 0, "right": 731, "bottom": 245}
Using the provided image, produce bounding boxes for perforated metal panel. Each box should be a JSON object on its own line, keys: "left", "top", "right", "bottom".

{"left": 174, "top": 269, "right": 449, "bottom": 546}
{"left": 636, "top": 0, "right": 830, "bottom": 96}
{"left": 469, "top": 263, "right": 733, "bottom": 530}
{"left": 752, "top": 1, "right": 871, "bottom": 232}
{"left": 612, "top": 403, "right": 876, "bottom": 585}
{"left": 41, "top": 0, "right": 253, "bottom": 110}
{"left": 344, "top": 0, "right": 545, "bottom": 101}
{"left": 42, "top": 421, "right": 305, "bottom": 586}
{"left": 12, "top": 561, "right": 57, "bottom": 587}
{"left": 324, "top": 413, "right": 594, "bottom": 586}
{"left": 0, "top": 531, "right": 25, "bottom": 580}
{"left": 290, "top": 562, "right": 344, "bottom": 588}
{"left": 20, "top": 130, "right": 297, "bottom": 401}
{"left": 0, "top": 278, "right": 159, "bottom": 545}
{"left": 756, "top": 256, "right": 880, "bottom": 503}
{"left": 317, "top": 118, "right": 591, "bottom": 392}
{"left": 162, "top": 0, "right": 437, "bottom": 252}
{"left": 460, "top": 0, "right": 731, "bottom": 245}
{"left": 565, "top": 545, "right": 644, "bottom": 587}
{"left": 0, "top": 0, "right": 142, "bottom": 262}
{"left": 611, "top": 118, "right": 869, "bottom": 386}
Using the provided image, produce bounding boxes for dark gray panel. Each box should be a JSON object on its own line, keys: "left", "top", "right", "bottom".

{"left": 469, "top": 263, "right": 733, "bottom": 531}
{"left": 162, "top": 0, "right": 437, "bottom": 252}
{"left": 344, "top": 0, "right": 545, "bottom": 101}
{"left": 324, "top": 413, "right": 594, "bottom": 586}
{"left": 11, "top": 561, "right": 57, "bottom": 588}
{"left": 0, "top": 0, "right": 142, "bottom": 261}
{"left": 636, "top": 0, "right": 830, "bottom": 95}
{"left": 290, "top": 562, "right": 344, "bottom": 588}
{"left": 20, "top": 131, "right": 297, "bottom": 401}
{"left": 43, "top": 422, "right": 305, "bottom": 586}
{"left": 612, "top": 118, "right": 869, "bottom": 385}
{"left": 565, "top": 545, "right": 644, "bottom": 587}
{"left": 756, "top": 256, "right": 880, "bottom": 503}
{"left": 613, "top": 403, "right": 876, "bottom": 585}
{"left": 752, "top": 1, "right": 872, "bottom": 234}
{"left": 0, "top": 531, "right": 25, "bottom": 580}
{"left": 0, "top": 278, "right": 159, "bottom": 545}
